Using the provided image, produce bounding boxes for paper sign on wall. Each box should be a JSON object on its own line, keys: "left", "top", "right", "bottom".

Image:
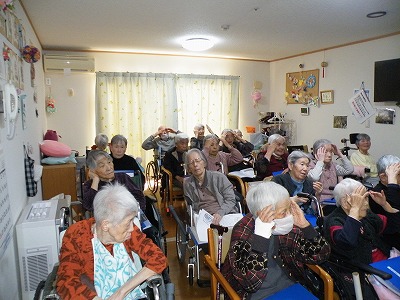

{"left": 348, "top": 89, "right": 375, "bottom": 123}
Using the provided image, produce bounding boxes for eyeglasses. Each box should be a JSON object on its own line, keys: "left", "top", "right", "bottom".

{"left": 187, "top": 157, "right": 203, "bottom": 166}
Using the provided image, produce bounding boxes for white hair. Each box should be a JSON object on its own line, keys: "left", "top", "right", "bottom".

{"left": 333, "top": 178, "right": 364, "bottom": 207}
{"left": 246, "top": 181, "right": 289, "bottom": 215}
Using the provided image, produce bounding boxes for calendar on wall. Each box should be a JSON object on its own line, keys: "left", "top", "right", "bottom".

{"left": 0, "top": 146, "right": 13, "bottom": 261}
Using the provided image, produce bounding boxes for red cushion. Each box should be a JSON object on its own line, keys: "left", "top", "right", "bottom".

{"left": 40, "top": 140, "right": 71, "bottom": 157}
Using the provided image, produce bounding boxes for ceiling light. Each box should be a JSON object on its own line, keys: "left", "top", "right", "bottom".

{"left": 182, "top": 38, "right": 214, "bottom": 51}
{"left": 366, "top": 11, "right": 386, "bottom": 18}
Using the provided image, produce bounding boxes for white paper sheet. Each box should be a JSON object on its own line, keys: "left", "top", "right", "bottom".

{"left": 195, "top": 209, "right": 243, "bottom": 243}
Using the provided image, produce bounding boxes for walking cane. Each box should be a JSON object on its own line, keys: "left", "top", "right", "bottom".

{"left": 210, "top": 224, "right": 228, "bottom": 300}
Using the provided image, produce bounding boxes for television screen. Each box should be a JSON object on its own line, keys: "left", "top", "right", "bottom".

{"left": 374, "top": 58, "right": 400, "bottom": 102}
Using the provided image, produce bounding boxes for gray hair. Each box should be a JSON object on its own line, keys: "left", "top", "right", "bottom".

{"left": 312, "top": 139, "right": 332, "bottom": 154}
{"left": 93, "top": 183, "right": 138, "bottom": 225}
{"left": 94, "top": 133, "right": 109, "bottom": 150}
{"left": 221, "top": 128, "right": 234, "bottom": 135}
{"left": 194, "top": 124, "right": 204, "bottom": 131}
{"left": 204, "top": 134, "right": 219, "bottom": 144}
{"left": 110, "top": 134, "right": 128, "bottom": 146}
{"left": 287, "top": 150, "right": 311, "bottom": 165}
{"left": 175, "top": 132, "right": 189, "bottom": 144}
{"left": 333, "top": 178, "right": 363, "bottom": 207}
{"left": 246, "top": 181, "right": 289, "bottom": 215}
{"left": 185, "top": 148, "right": 207, "bottom": 169}
{"left": 268, "top": 134, "right": 285, "bottom": 144}
{"left": 355, "top": 133, "right": 371, "bottom": 147}
{"left": 86, "top": 150, "right": 112, "bottom": 170}
{"left": 233, "top": 129, "right": 242, "bottom": 136}
{"left": 377, "top": 154, "right": 400, "bottom": 175}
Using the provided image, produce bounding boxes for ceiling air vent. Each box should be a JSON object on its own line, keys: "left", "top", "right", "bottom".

{"left": 43, "top": 55, "right": 95, "bottom": 73}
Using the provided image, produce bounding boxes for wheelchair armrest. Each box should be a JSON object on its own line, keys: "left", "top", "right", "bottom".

{"left": 146, "top": 274, "right": 163, "bottom": 288}
{"left": 349, "top": 261, "right": 392, "bottom": 280}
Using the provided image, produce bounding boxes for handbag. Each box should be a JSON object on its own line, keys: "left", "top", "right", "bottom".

{"left": 24, "top": 145, "right": 38, "bottom": 197}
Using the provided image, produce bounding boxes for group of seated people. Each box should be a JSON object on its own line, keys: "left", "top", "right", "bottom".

{"left": 56, "top": 127, "right": 400, "bottom": 299}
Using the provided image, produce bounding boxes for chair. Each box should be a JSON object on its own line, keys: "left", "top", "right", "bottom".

{"left": 206, "top": 227, "right": 334, "bottom": 300}
{"left": 161, "top": 166, "right": 184, "bottom": 210}
{"left": 287, "top": 145, "right": 309, "bottom": 153}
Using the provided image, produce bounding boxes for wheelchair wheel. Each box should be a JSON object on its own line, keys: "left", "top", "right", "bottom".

{"left": 188, "top": 257, "right": 194, "bottom": 286}
{"left": 176, "top": 223, "right": 187, "bottom": 264}
{"left": 146, "top": 161, "right": 159, "bottom": 193}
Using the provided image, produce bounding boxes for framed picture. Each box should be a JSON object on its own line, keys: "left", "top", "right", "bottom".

{"left": 320, "top": 90, "right": 334, "bottom": 104}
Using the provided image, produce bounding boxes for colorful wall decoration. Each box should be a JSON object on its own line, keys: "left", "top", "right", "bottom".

{"left": 285, "top": 69, "right": 319, "bottom": 105}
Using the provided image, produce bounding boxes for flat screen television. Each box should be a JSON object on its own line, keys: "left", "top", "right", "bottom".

{"left": 374, "top": 58, "right": 400, "bottom": 102}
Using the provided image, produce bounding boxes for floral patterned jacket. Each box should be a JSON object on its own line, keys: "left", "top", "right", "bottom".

{"left": 221, "top": 213, "right": 330, "bottom": 299}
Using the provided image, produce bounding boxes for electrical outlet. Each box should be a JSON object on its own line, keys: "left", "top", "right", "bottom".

{"left": 45, "top": 78, "right": 51, "bottom": 85}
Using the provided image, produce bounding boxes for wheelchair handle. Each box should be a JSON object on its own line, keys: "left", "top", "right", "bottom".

{"left": 210, "top": 224, "right": 228, "bottom": 236}
{"left": 297, "top": 192, "right": 311, "bottom": 200}
{"left": 350, "top": 261, "right": 392, "bottom": 280}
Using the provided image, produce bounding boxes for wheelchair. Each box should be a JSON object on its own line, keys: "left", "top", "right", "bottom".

{"left": 34, "top": 195, "right": 174, "bottom": 300}
{"left": 205, "top": 225, "right": 335, "bottom": 300}
{"left": 299, "top": 192, "right": 393, "bottom": 299}
{"left": 145, "top": 148, "right": 164, "bottom": 194}
{"left": 168, "top": 196, "right": 243, "bottom": 287}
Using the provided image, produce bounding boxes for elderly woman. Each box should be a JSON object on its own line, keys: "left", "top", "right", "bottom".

{"left": 82, "top": 150, "right": 145, "bottom": 211}
{"left": 308, "top": 139, "right": 354, "bottom": 202}
{"left": 221, "top": 181, "right": 330, "bottom": 299}
{"left": 91, "top": 133, "right": 109, "bottom": 151}
{"left": 324, "top": 178, "right": 398, "bottom": 264}
{"left": 57, "top": 183, "right": 168, "bottom": 300}
{"left": 370, "top": 155, "right": 400, "bottom": 249}
{"left": 109, "top": 134, "right": 145, "bottom": 187}
{"left": 184, "top": 148, "right": 237, "bottom": 225}
{"left": 254, "top": 134, "right": 288, "bottom": 180}
{"left": 202, "top": 134, "right": 243, "bottom": 174}
{"left": 220, "top": 128, "right": 254, "bottom": 157}
{"left": 190, "top": 123, "right": 206, "bottom": 150}
{"left": 350, "top": 133, "right": 378, "bottom": 177}
{"left": 272, "top": 151, "right": 323, "bottom": 210}
{"left": 162, "top": 132, "right": 189, "bottom": 189}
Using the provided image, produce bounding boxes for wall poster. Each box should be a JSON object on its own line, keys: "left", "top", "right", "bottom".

{"left": 285, "top": 69, "right": 319, "bottom": 105}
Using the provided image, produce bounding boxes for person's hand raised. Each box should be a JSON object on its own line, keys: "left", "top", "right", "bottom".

{"left": 347, "top": 186, "right": 368, "bottom": 220}
{"left": 312, "top": 181, "right": 323, "bottom": 196}
{"left": 315, "top": 147, "right": 326, "bottom": 162}
{"left": 257, "top": 205, "right": 275, "bottom": 223}
{"left": 291, "top": 200, "right": 308, "bottom": 228}
{"left": 386, "top": 162, "right": 400, "bottom": 184}
{"left": 206, "top": 124, "right": 215, "bottom": 135}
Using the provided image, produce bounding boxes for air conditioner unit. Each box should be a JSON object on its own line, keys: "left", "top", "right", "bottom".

{"left": 43, "top": 55, "right": 95, "bottom": 73}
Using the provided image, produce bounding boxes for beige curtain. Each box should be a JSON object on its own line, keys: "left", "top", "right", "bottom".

{"left": 96, "top": 72, "right": 239, "bottom": 166}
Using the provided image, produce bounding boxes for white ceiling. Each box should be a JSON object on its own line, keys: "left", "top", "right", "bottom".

{"left": 21, "top": 0, "right": 400, "bottom": 61}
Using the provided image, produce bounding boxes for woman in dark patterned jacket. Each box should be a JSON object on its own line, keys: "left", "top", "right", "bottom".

{"left": 221, "top": 181, "right": 330, "bottom": 299}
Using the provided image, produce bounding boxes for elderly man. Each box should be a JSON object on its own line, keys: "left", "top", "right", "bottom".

{"left": 82, "top": 150, "right": 146, "bottom": 211}
{"left": 141, "top": 125, "right": 180, "bottom": 159}
{"left": 162, "top": 132, "right": 189, "bottom": 189}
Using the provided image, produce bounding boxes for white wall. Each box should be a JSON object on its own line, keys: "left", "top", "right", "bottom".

{"left": 269, "top": 34, "right": 400, "bottom": 159}
{"left": 0, "top": 2, "right": 46, "bottom": 299}
{"left": 46, "top": 35, "right": 400, "bottom": 163}
{"left": 44, "top": 52, "right": 270, "bottom": 161}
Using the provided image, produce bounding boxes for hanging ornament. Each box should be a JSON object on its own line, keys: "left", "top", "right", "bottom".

{"left": 321, "top": 61, "right": 328, "bottom": 78}
{"left": 22, "top": 45, "right": 41, "bottom": 87}
{"left": 251, "top": 90, "right": 262, "bottom": 108}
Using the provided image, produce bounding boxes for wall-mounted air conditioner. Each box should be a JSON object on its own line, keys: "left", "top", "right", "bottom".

{"left": 43, "top": 55, "right": 95, "bottom": 73}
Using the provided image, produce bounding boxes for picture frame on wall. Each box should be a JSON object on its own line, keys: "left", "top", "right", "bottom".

{"left": 320, "top": 90, "right": 334, "bottom": 104}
